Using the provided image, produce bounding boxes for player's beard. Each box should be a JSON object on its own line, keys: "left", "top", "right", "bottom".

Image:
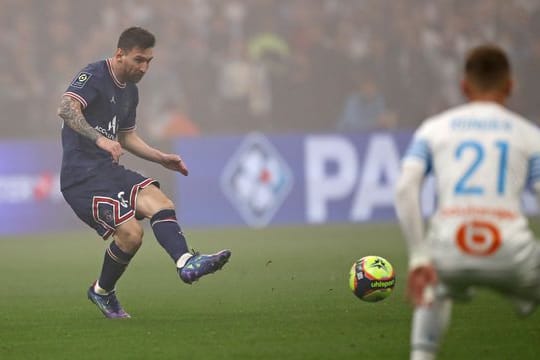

{"left": 128, "top": 72, "right": 145, "bottom": 83}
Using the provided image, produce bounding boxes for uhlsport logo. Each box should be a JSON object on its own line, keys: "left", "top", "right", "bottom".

{"left": 221, "top": 133, "right": 293, "bottom": 227}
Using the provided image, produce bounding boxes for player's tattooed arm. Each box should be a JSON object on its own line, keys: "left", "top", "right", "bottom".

{"left": 57, "top": 95, "right": 101, "bottom": 142}
{"left": 58, "top": 95, "right": 124, "bottom": 162}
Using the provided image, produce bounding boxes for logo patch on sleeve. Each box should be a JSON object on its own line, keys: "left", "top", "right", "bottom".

{"left": 71, "top": 72, "right": 92, "bottom": 89}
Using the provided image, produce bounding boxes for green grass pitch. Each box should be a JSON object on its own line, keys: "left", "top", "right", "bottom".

{"left": 0, "top": 223, "right": 539, "bottom": 359}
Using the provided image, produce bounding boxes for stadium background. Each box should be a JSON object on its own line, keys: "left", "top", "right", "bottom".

{"left": 2, "top": 0, "right": 539, "bottom": 139}
{"left": 1, "top": 1, "right": 540, "bottom": 359}
{"left": 2, "top": 0, "right": 540, "bottom": 234}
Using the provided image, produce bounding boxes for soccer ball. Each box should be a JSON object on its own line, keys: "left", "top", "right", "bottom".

{"left": 349, "top": 255, "right": 395, "bottom": 302}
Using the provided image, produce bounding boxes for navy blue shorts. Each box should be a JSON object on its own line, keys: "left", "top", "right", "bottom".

{"left": 62, "top": 164, "right": 159, "bottom": 239}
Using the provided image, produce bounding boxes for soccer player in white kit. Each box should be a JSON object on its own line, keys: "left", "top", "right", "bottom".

{"left": 395, "top": 44, "right": 540, "bottom": 360}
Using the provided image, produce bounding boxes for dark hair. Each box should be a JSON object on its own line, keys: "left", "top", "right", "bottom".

{"left": 464, "top": 45, "right": 511, "bottom": 91}
{"left": 117, "top": 27, "right": 155, "bottom": 51}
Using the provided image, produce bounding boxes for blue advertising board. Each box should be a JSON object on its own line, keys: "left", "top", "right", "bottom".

{"left": 174, "top": 131, "right": 539, "bottom": 228}
{"left": 2, "top": 132, "right": 538, "bottom": 235}
{"left": 0, "top": 141, "right": 79, "bottom": 235}
{"left": 174, "top": 131, "right": 428, "bottom": 228}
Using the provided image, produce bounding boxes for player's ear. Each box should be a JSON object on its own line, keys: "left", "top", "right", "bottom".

{"left": 505, "top": 78, "right": 513, "bottom": 98}
{"left": 461, "top": 78, "right": 471, "bottom": 100}
{"left": 114, "top": 48, "right": 124, "bottom": 61}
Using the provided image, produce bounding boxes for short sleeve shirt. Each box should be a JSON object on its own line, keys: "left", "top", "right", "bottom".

{"left": 60, "top": 59, "right": 139, "bottom": 190}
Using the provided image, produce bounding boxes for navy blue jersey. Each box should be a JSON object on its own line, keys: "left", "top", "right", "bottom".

{"left": 61, "top": 59, "right": 138, "bottom": 190}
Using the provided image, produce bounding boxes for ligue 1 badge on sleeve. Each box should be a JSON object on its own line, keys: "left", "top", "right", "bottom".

{"left": 71, "top": 72, "right": 92, "bottom": 89}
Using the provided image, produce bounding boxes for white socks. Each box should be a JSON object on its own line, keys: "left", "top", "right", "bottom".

{"left": 411, "top": 350, "right": 436, "bottom": 360}
{"left": 176, "top": 252, "right": 193, "bottom": 268}
{"left": 410, "top": 298, "right": 452, "bottom": 360}
{"left": 94, "top": 281, "right": 110, "bottom": 295}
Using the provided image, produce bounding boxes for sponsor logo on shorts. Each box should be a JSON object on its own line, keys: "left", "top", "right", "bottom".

{"left": 455, "top": 220, "right": 501, "bottom": 256}
{"left": 117, "top": 191, "right": 129, "bottom": 208}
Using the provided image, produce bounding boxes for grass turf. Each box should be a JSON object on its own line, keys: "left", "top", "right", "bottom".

{"left": 0, "top": 223, "right": 539, "bottom": 359}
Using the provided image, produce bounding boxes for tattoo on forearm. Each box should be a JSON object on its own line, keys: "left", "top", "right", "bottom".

{"left": 57, "top": 96, "right": 101, "bottom": 142}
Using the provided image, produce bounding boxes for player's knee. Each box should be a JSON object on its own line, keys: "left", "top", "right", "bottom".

{"left": 149, "top": 185, "right": 175, "bottom": 209}
{"left": 126, "top": 226, "right": 144, "bottom": 246}
{"left": 137, "top": 186, "right": 176, "bottom": 217}
{"left": 159, "top": 197, "right": 175, "bottom": 210}
{"left": 116, "top": 222, "right": 144, "bottom": 251}
{"left": 148, "top": 198, "right": 176, "bottom": 218}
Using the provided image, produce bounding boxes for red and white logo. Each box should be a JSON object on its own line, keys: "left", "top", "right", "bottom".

{"left": 455, "top": 221, "right": 501, "bottom": 256}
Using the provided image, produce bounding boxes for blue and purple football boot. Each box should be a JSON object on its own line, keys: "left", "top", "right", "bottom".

{"left": 178, "top": 249, "right": 231, "bottom": 284}
{"left": 87, "top": 283, "right": 130, "bottom": 319}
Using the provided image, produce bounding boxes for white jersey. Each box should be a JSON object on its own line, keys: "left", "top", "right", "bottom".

{"left": 403, "top": 101, "right": 540, "bottom": 274}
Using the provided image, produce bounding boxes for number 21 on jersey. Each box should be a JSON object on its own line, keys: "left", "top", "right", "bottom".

{"left": 454, "top": 140, "right": 508, "bottom": 195}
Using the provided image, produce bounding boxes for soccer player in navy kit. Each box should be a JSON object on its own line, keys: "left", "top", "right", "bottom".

{"left": 57, "top": 27, "right": 231, "bottom": 319}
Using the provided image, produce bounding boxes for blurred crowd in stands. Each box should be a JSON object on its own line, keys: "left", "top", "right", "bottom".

{"left": 1, "top": 0, "right": 539, "bottom": 139}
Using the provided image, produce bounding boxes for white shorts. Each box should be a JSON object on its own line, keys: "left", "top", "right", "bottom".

{"left": 427, "top": 222, "right": 540, "bottom": 303}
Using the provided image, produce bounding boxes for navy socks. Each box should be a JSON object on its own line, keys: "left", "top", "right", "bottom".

{"left": 150, "top": 209, "right": 189, "bottom": 263}
{"left": 98, "top": 241, "right": 134, "bottom": 292}
{"left": 97, "top": 209, "right": 189, "bottom": 292}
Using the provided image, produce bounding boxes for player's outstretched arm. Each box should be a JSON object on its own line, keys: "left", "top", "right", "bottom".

{"left": 57, "top": 95, "right": 123, "bottom": 162}
{"left": 118, "top": 130, "right": 188, "bottom": 176}
{"left": 395, "top": 162, "right": 429, "bottom": 267}
{"left": 395, "top": 162, "right": 437, "bottom": 305}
